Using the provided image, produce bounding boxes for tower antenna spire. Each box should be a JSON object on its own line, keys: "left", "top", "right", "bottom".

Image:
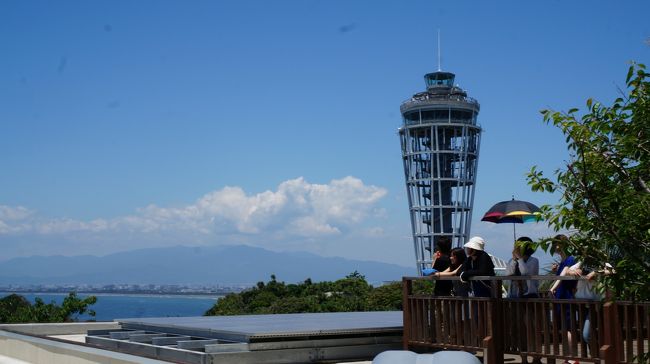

{"left": 437, "top": 29, "right": 441, "bottom": 71}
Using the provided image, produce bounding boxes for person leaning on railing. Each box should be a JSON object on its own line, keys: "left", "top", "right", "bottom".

{"left": 561, "top": 261, "right": 614, "bottom": 355}
{"left": 434, "top": 247, "right": 470, "bottom": 297}
{"left": 459, "top": 236, "right": 495, "bottom": 297}
{"left": 549, "top": 234, "right": 577, "bottom": 299}
{"left": 432, "top": 236, "right": 453, "bottom": 296}
{"left": 548, "top": 234, "right": 578, "bottom": 355}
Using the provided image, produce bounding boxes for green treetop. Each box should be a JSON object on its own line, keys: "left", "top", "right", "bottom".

{"left": 204, "top": 272, "right": 402, "bottom": 316}
{"left": 528, "top": 62, "right": 650, "bottom": 300}
{"left": 0, "top": 292, "right": 97, "bottom": 323}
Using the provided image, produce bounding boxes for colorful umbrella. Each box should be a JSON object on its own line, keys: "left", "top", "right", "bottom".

{"left": 481, "top": 198, "right": 542, "bottom": 240}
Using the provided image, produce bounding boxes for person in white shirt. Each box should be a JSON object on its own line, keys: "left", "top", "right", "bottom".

{"left": 506, "top": 236, "right": 540, "bottom": 298}
{"left": 505, "top": 237, "right": 542, "bottom": 364}
{"left": 563, "top": 261, "right": 612, "bottom": 352}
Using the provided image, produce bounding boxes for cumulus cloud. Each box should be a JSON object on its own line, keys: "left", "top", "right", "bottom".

{"left": 0, "top": 206, "right": 35, "bottom": 234}
{"left": 363, "top": 227, "right": 385, "bottom": 237}
{"left": 0, "top": 177, "right": 387, "bottom": 241}
{"left": 0, "top": 206, "right": 32, "bottom": 220}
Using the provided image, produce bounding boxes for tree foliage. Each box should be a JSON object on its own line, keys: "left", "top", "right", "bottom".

{"left": 0, "top": 292, "right": 97, "bottom": 323}
{"left": 527, "top": 63, "right": 650, "bottom": 300}
{"left": 205, "top": 272, "right": 402, "bottom": 316}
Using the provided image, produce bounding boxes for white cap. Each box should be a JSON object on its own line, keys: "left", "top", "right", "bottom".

{"left": 464, "top": 236, "right": 485, "bottom": 251}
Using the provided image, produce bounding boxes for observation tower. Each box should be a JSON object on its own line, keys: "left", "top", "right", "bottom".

{"left": 399, "top": 71, "right": 482, "bottom": 272}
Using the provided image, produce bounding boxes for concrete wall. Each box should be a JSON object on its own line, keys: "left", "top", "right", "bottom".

{"left": 0, "top": 328, "right": 168, "bottom": 364}
{"left": 0, "top": 322, "right": 120, "bottom": 336}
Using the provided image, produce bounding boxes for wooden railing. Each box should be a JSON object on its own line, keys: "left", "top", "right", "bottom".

{"left": 402, "top": 276, "right": 649, "bottom": 364}
{"left": 616, "top": 301, "right": 650, "bottom": 363}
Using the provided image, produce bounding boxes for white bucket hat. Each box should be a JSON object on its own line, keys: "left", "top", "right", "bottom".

{"left": 464, "top": 236, "right": 485, "bottom": 251}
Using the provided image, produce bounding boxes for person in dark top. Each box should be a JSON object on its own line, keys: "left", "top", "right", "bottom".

{"left": 432, "top": 236, "right": 452, "bottom": 296}
{"left": 436, "top": 247, "right": 470, "bottom": 297}
{"left": 548, "top": 234, "right": 578, "bottom": 355}
{"left": 550, "top": 234, "right": 577, "bottom": 299}
{"left": 459, "top": 236, "right": 495, "bottom": 297}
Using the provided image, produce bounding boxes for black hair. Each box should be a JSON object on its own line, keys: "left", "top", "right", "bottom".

{"left": 450, "top": 247, "right": 467, "bottom": 269}
{"left": 436, "top": 236, "right": 452, "bottom": 255}
{"left": 517, "top": 236, "right": 536, "bottom": 256}
{"left": 551, "top": 234, "right": 571, "bottom": 255}
{"left": 552, "top": 234, "right": 568, "bottom": 247}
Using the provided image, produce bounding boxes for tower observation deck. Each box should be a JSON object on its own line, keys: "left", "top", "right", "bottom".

{"left": 399, "top": 71, "right": 482, "bottom": 272}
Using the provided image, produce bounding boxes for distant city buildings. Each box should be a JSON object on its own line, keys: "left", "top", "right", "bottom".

{"left": 0, "top": 283, "right": 246, "bottom": 295}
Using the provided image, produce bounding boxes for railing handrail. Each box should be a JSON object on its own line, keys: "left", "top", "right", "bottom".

{"left": 400, "top": 95, "right": 480, "bottom": 107}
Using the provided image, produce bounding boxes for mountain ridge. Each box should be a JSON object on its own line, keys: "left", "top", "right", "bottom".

{"left": 0, "top": 245, "right": 413, "bottom": 285}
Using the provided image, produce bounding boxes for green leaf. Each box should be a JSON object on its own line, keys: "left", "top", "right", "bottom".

{"left": 626, "top": 65, "right": 634, "bottom": 83}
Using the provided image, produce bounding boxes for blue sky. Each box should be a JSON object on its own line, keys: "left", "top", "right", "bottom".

{"left": 1, "top": 1, "right": 648, "bottom": 271}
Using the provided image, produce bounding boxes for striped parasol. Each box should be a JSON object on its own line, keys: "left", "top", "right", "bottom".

{"left": 481, "top": 198, "right": 542, "bottom": 240}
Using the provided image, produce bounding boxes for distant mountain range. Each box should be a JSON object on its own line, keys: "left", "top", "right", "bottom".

{"left": 0, "top": 245, "right": 414, "bottom": 286}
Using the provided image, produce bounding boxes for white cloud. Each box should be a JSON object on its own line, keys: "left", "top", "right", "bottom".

{"left": 0, "top": 206, "right": 35, "bottom": 234}
{"left": 0, "top": 206, "right": 33, "bottom": 220}
{"left": 287, "top": 216, "right": 341, "bottom": 236}
{"left": 35, "top": 218, "right": 110, "bottom": 234}
{"left": 362, "top": 227, "right": 385, "bottom": 237}
{"left": 0, "top": 177, "right": 387, "bottom": 242}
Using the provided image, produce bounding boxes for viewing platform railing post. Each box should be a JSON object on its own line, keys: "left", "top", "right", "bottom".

{"left": 402, "top": 277, "right": 413, "bottom": 350}
{"left": 600, "top": 300, "right": 620, "bottom": 364}
{"left": 485, "top": 280, "right": 504, "bottom": 364}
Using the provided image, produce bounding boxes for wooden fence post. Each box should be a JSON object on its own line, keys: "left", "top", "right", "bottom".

{"left": 402, "top": 277, "right": 413, "bottom": 350}
{"left": 484, "top": 279, "right": 505, "bottom": 364}
{"left": 483, "top": 336, "right": 496, "bottom": 364}
{"left": 599, "top": 301, "right": 619, "bottom": 364}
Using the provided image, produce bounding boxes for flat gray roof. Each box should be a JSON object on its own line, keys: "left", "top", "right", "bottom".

{"left": 118, "top": 311, "right": 403, "bottom": 341}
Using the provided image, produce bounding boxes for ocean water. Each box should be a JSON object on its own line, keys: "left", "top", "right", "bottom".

{"left": 0, "top": 292, "right": 222, "bottom": 321}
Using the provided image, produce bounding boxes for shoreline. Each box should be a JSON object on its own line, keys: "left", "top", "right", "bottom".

{"left": 0, "top": 291, "right": 224, "bottom": 300}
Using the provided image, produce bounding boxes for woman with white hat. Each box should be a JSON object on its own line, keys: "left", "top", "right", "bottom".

{"left": 459, "top": 236, "right": 495, "bottom": 297}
